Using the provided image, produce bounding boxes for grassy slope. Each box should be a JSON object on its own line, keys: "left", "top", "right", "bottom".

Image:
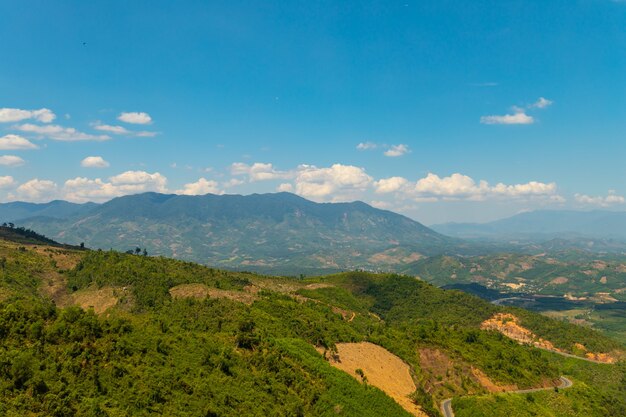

{"left": 0, "top": 240, "right": 623, "bottom": 416}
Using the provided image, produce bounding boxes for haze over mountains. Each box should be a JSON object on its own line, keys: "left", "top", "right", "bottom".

{"left": 2, "top": 192, "right": 465, "bottom": 274}
{"left": 2, "top": 193, "right": 625, "bottom": 274}
{"left": 432, "top": 209, "right": 626, "bottom": 240}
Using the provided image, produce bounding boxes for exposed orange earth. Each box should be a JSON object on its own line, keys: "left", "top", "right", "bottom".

{"left": 320, "top": 342, "right": 427, "bottom": 417}
{"left": 481, "top": 313, "right": 618, "bottom": 364}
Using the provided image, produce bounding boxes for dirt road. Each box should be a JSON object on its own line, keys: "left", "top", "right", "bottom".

{"left": 440, "top": 376, "right": 573, "bottom": 417}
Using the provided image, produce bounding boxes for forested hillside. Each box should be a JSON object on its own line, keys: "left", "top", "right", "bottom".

{"left": 12, "top": 192, "right": 477, "bottom": 274}
{"left": 0, "top": 235, "right": 623, "bottom": 417}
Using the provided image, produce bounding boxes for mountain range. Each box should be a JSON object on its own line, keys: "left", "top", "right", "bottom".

{"left": 3, "top": 195, "right": 625, "bottom": 274}
{"left": 2, "top": 192, "right": 467, "bottom": 275}
{"left": 431, "top": 209, "right": 626, "bottom": 240}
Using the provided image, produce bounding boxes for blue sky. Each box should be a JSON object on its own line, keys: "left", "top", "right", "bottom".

{"left": 0, "top": 1, "right": 625, "bottom": 224}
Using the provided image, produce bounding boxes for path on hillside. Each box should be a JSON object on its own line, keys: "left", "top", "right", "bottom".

{"left": 534, "top": 345, "right": 615, "bottom": 364}
{"left": 439, "top": 376, "right": 573, "bottom": 417}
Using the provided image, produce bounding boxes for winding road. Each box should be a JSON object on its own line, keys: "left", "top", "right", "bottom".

{"left": 439, "top": 376, "right": 573, "bottom": 417}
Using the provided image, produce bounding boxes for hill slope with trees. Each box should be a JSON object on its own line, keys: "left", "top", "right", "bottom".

{"left": 0, "top": 231, "right": 623, "bottom": 417}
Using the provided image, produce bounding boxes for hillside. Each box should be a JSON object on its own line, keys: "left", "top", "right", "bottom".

{"left": 432, "top": 210, "right": 626, "bottom": 241}
{"left": 0, "top": 200, "right": 97, "bottom": 222}
{"left": 15, "top": 192, "right": 469, "bottom": 274}
{"left": 404, "top": 254, "right": 626, "bottom": 345}
{"left": 0, "top": 233, "right": 624, "bottom": 416}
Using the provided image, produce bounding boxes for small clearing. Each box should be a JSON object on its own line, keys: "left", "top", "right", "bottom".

{"left": 169, "top": 283, "right": 257, "bottom": 305}
{"left": 418, "top": 348, "right": 515, "bottom": 396}
{"left": 481, "top": 313, "right": 618, "bottom": 363}
{"left": 550, "top": 277, "right": 569, "bottom": 285}
{"left": 32, "top": 246, "right": 82, "bottom": 270}
{"left": 321, "top": 342, "right": 427, "bottom": 417}
{"left": 72, "top": 286, "right": 121, "bottom": 314}
{"left": 481, "top": 313, "right": 560, "bottom": 351}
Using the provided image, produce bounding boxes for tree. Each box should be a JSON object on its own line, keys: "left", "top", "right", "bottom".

{"left": 134, "top": 247, "right": 142, "bottom": 255}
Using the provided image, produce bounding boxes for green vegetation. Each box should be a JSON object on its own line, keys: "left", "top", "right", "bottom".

{"left": 0, "top": 237, "right": 623, "bottom": 417}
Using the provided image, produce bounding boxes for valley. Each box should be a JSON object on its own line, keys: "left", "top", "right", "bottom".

{"left": 0, "top": 227, "right": 623, "bottom": 416}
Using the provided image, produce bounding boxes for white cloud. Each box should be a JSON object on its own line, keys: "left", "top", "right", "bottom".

{"left": 480, "top": 111, "right": 534, "bottom": 125}
{"left": 0, "top": 108, "right": 55, "bottom": 123}
{"left": 356, "top": 142, "right": 378, "bottom": 150}
{"left": 530, "top": 97, "right": 553, "bottom": 109}
{"left": 0, "top": 155, "right": 25, "bottom": 167}
{"left": 63, "top": 171, "right": 168, "bottom": 203}
{"left": 574, "top": 190, "right": 625, "bottom": 207}
{"left": 135, "top": 131, "right": 158, "bottom": 137}
{"left": 0, "top": 176, "right": 15, "bottom": 188}
{"left": 13, "top": 124, "right": 110, "bottom": 141}
{"left": 0, "top": 134, "right": 38, "bottom": 150}
{"left": 63, "top": 178, "right": 119, "bottom": 203}
{"left": 384, "top": 144, "right": 410, "bottom": 157}
{"left": 481, "top": 97, "right": 552, "bottom": 125}
{"left": 118, "top": 112, "right": 152, "bottom": 125}
{"left": 373, "top": 176, "right": 410, "bottom": 194}
{"left": 357, "top": 142, "right": 410, "bottom": 157}
{"left": 93, "top": 123, "right": 130, "bottom": 135}
{"left": 109, "top": 171, "right": 167, "bottom": 193}
{"left": 369, "top": 200, "right": 393, "bottom": 209}
{"left": 223, "top": 178, "right": 244, "bottom": 188}
{"left": 412, "top": 172, "right": 558, "bottom": 201}
{"left": 231, "top": 162, "right": 292, "bottom": 182}
{"left": 81, "top": 156, "right": 110, "bottom": 168}
{"left": 12, "top": 179, "right": 58, "bottom": 202}
{"left": 176, "top": 178, "right": 222, "bottom": 195}
{"left": 92, "top": 122, "right": 157, "bottom": 137}
{"left": 293, "top": 164, "right": 372, "bottom": 201}
{"left": 277, "top": 183, "right": 293, "bottom": 192}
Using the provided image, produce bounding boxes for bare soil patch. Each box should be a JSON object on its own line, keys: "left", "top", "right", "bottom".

{"left": 33, "top": 247, "right": 82, "bottom": 270}
{"left": 169, "top": 283, "right": 257, "bottom": 305}
{"left": 322, "top": 342, "right": 427, "bottom": 417}
{"left": 481, "top": 313, "right": 619, "bottom": 363}
{"left": 418, "top": 348, "right": 514, "bottom": 397}
{"left": 72, "top": 286, "right": 120, "bottom": 314}
{"left": 39, "top": 271, "right": 72, "bottom": 307}
{"left": 550, "top": 277, "right": 569, "bottom": 285}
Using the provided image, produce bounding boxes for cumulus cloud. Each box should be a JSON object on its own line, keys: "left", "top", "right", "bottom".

{"left": 277, "top": 183, "right": 293, "bottom": 192}
{"left": 63, "top": 171, "right": 168, "bottom": 203}
{"left": 176, "top": 178, "right": 222, "bottom": 195}
{"left": 530, "top": 97, "right": 553, "bottom": 109}
{"left": 0, "top": 134, "right": 38, "bottom": 150}
{"left": 293, "top": 164, "right": 372, "bottom": 201}
{"left": 480, "top": 111, "right": 534, "bottom": 125}
{"left": 231, "top": 162, "right": 292, "bottom": 182}
{"left": 223, "top": 178, "right": 244, "bottom": 188}
{"left": 356, "top": 142, "right": 378, "bottom": 150}
{"left": 384, "top": 144, "right": 410, "bottom": 157}
{"left": 574, "top": 190, "right": 625, "bottom": 207}
{"left": 357, "top": 142, "right": 410, "bottom": 157}
{"left": 0, "top": 155, "right": 25, "bottom": 167}
{"left": 118, "top": 112, "right": 152, "bottom": 125}
{"left": 0, "top": 176, "right": 15, "bottom": 188}
{"left": 0, "top": 108, "right": 55, "bottom": 123}
{"left": 109, "top": 171, "right": 167, "bottom": 193}
{"left": 373, "top": 176, "right": 410, "bottom": 194}
{"left": 481, "top": 97, "right": 552, "bottom": 125}
{"left": 413, "top": 172, "right": 559, "bottom": 201}
{"left": 81, "top": 156, "right": 110, "bottom": 168}
{"left": 13, "top": 124, "right": 110, "bottom": 141}
{"left": 12, "top": 179, "right": 58, "bottom": 202}
{"left": 372, "top": 172, "right": 561, "bottom": 203}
